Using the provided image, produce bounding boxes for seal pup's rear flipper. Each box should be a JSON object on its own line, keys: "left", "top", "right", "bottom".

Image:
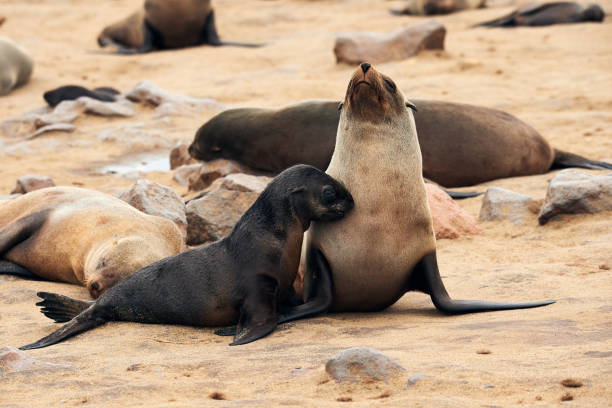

{"left": 0, "top": 260, "right": 40, "bottom": 280}
{"left": 0, "top": 210, "right": 50, "bottom": 255}
{"left": 20, "top": 306, "right": 105, "bottom": 350}
{"left": 409, "top": 252, "right": 555, "bottom": 314}
{"left": 36, "top": 292, "right": 94, "bottom": 323}
{"left": 278, "top": 249, "right": 333, "bottom": 324}
{"left": 230, "top": 275, "right": 279, "bottom": 346}
{"left": 551, "top": 149, "right": 612, "bottom": 170}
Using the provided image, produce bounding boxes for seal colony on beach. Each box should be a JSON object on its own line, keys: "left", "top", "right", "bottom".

{"left": 189, "top": 99, "right": 612, "bottom": 187}
{"left": 0, "top": 187, "right": 184, "bottom": 298}
{"left": 20, "top": 165, "right": 354, "bottom": 349}
{"left": 289, "top": 64, "right": 555, "bottom": 316}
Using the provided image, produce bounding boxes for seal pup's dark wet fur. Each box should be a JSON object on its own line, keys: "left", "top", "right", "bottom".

{"left": 21, "top": 165, "right": 353, "bottom": 349}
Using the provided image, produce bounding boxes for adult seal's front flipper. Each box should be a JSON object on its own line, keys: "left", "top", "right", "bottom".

{"left": 409, "top": 252, "right": 555, "bottom": 314}
{"left": 0, "top": 260, "right": 40, "bottom": 280}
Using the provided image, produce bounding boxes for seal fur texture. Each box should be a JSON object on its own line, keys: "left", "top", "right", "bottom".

{"left": 20, "top": 165, "right": 354, "bottom": 350}
{"left": 293, "top": 63, "right": 554, "bottom": 315}
{"left": 189, "top": 100, "right": 612, "bottom": 188}
{"left": 0, "top": 36, "right": 33, "bottom": 96}
{"left": 0, "top": 187, "right": 184, "bottom": 298}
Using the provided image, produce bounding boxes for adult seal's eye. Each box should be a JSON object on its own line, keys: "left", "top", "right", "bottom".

{"left": 384, "top": 78, "right": 396, "bottom": 92}
{"left": 322, "top": 186, "right": 337, "bottom": 203}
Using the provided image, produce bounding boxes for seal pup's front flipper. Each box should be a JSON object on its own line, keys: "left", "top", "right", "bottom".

{"left": 278, "top": 249, "right": 333, "bottom": 324}
{"left": 409, "top": 252, "right": 555, "bottom": 314}
{"left": 551, "top": 149, "right": 612, "bottom": 170}
{"left": 0, "top": 260, "right": 40, "bottom": 280}
{"left": 20, "top": 305, "right": 106, "bottom": 350}
{"left": 230, "top": 275, "right": 279, "bottom": 346}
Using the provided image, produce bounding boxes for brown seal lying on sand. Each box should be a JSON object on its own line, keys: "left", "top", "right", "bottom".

{"left": 475, "top": 2, "right": 604, "bottom": 27}
{"left": 20, "top": 165, "right": 354, "bottom": 349}
{"left": 189, "top": 100, "right": 611, "bottom": 188}
{"left": 287, "top": 63, "right": 555, "bottom": 318}
{"left": 97, "top": 0, "right": 260, "bottom": 54}
{"left": 390, "top": 0, "right": 485, "bottom": 15}
{"left": 0, "top": 187, "right": 184, "bottom": 298}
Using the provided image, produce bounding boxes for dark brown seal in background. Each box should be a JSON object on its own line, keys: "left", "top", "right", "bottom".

{"left": 97, "top": 0, "right": 260, "bottom": 53}
{"left": 43, "top": 85, "right": 120, "bottom": 107}
{"left": 189, "top": 100, "right": 611, "bottom": 187}
{"left": 475, "top": 2, "right": 604, "bottom": 27}
{"left": 20, "top": 165, "right": 354, "bottom": 350}
{"left": 289, "top": 63, "right": 554, "bottom": 318}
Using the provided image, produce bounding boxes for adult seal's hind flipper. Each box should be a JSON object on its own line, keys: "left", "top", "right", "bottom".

{"left": 409, "top": 252, "right": 556, "bottom": 314}
{"left": 551, "top": 149, "right": 612, "bottom": 171}
{"left": 0, "top": 210, "right": 50, "bottom": 255}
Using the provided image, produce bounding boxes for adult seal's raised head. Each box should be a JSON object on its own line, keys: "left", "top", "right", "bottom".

{"left": 20, "top": 165, "right": 354, "bottom": 350}
{"left": 0, "top": 36, "right": 33, "bottom": 96}
{"left": 0, "top": 187, "right": 184, "bottom": 298}
{"left": 285, "top": 63, "right": 555, "bottom": 317}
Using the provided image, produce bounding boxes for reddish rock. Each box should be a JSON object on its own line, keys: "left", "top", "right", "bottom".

{"left": 426, "top": 183, "right": 481, "bottom": 239}
{"left": 11, "top": 175, "right": 55, "bottom": 194}
{"left": 118, "top": 179, "right": 187, "bottom": 239}
{"left": 0, "top": 346, "right": 73, "bottom": 372}
{"left": 334, "top": 20, "right": 445, "bottom": 65}
{"left": 173, "top": 164, "right": 202, "bottom": 187}
{"left": 170, "top": 144, "right": 197, "bottom": 170}
{"left": 213, "top": 173, "right": 273, "bottom": 193}
{"left": 185, "top": 188, "right": 260, "bottom": 246}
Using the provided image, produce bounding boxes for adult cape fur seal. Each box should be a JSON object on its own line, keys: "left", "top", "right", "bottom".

{"left": 20, "top": 165, "right": 354, "bottom": 350}
{"left": 97, "top": 0, "right": 260, "bottom": 54}
{"left": 283, "top": 63, "right": 554, "bottom": 318}
{"left": 0, "top": 187, "right": 184, "bottom": 298}
{"left": 189, "top": 100, "right": 612, "bottom": 188}
{"left": 475, "top": 2, "right": 604, "bottom": 27}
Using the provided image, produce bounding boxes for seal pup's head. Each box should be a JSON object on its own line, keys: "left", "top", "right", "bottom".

{"left": 263, "top": 164, "right": 354, "bottom": 227}
{"left": 582, "top": 4, "right": 605, "bottom": 21}
{"left": 340, "top": 62, "right": 417, "bottom": 125}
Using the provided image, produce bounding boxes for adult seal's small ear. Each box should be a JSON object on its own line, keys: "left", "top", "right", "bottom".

{"left": 406, "top": 101, "right": 418, "bottom": 112}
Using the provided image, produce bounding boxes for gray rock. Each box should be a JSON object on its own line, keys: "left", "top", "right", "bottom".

{"left": 77, "top": 96, "right": 136, "bottom": 117}
{"left": 334, "top": 20, "right": 445, "bottom": 65}
{"left": 325, "top": 347, "right": 406, "bottom": 383}
{"left": 96, "top": 123, "right": 172, "bottom": 150}
{"left": 24, "top": 123, "right": 76, "bottom": 140}
{"left": 170, "top": 144, "right": 197, "bottom": 170}
{"left": 189, "top": 159, "right": 253, "bottom": 191}
{"left": 211, "top": 173, "right": 273, "bottom": 194}
{"left": 124, "top": 80, "right": 225, "bottom": 118}
{"left": 173, "top": 164, "right": 202, "bottom": 187}
{"left": 118, "top": 179, "right": 187, "bottom": 239}
{"left": 407, "top": 373, "right": 429, "bottom": 387}
{"left": 185, "top": 188, "right": 260, "bottom": 245}
{"left": 479, "top": 187, "right": 534, "bottom": 225}
{"left": 539, "top": 169, "right": 612, "bottom": 225}
{"left": 0, "top": 346, "right": 73, "bottom": 372}
{"left": 11, "top": 174, "right": 55, "bottom": 194}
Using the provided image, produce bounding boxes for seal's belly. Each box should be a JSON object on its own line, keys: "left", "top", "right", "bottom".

{"left": 310, "top": 195, "right": 435, "bottom": 312}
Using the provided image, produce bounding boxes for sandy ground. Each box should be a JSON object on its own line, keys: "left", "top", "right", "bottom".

{"left": 1, "top": 0, "right": 612, "bottom": 406}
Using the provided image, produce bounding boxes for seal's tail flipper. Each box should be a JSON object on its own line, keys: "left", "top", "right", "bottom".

{"left": 443, "top": 189, "right": 483, "bottom": 200}
{"left": 552, "top": 149, "right": 612, "bottom": 171}
{"left": 20, "top": 306, "right": 103, "bottom": 350}
{"left": 473, "top": 11, "right": 519, "bottom": 27}
{"left": 409, "top": 252, "right": 555, "bottom": 314}
{"left": 0, "top": 260, "right": 41, "bottom": 280}
{"left": 36, "top": 292, "right": 94, "bottom": 323}
{"left": 0, "top": 210, "right": 50, "bottom": 255}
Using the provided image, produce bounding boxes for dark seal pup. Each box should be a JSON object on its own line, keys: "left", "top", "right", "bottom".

{"left": 20, "top": 165, "right": 354, "bottom": 350}
{"left": 97, "top": 0, "right": 260, "bottom": 54}
{"left": 475, "top": 2, "right": 604, "bottom": 27}
{"left": 287, "top": 63, "right": 554, "bottom": 318}
{"left": 43, "top": 86, "right": 120, "bottom": 107}
{"left": 189, "top": 100, "right": 612, "bottom": 188}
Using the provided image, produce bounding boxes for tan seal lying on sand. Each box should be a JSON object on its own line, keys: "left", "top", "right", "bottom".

{"left": 0, "top": 187, "right": 184, "bottom": 298}
{"left": 0, "top": 36, "right": 33, "bottom": 96}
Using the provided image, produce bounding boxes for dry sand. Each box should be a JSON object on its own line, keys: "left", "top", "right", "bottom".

{"left": 1, "top": 0, "right": 611, "bottom": 406}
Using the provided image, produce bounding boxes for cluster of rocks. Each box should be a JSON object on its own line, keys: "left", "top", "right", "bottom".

{"left": 0, "top": 81, "right": 225, "bottom": 140}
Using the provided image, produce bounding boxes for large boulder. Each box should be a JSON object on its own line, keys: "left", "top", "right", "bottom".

{"left": 426, "top": 184, "right": 481, "bottom": 239}
{"left": 334, "top": 20, "right": 445, "bottom": 65}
